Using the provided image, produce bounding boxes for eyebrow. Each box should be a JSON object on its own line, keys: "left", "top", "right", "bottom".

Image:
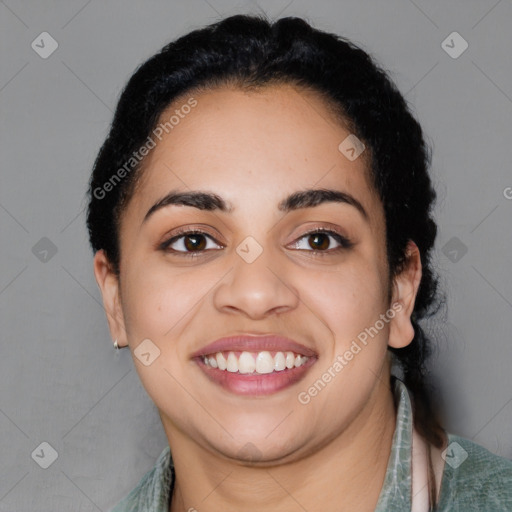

{"left": 143, "top": 188, "right": 368, "bottom": 223}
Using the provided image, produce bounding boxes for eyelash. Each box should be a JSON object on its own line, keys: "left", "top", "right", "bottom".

{"left": 159, "top": 227, "right": 353, "bottom": 258}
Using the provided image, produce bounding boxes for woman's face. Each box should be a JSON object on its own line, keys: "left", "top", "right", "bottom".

{"left": 95, "top": 83, "right": 419, "bottom": 463}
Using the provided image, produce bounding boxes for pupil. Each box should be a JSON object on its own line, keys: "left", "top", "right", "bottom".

{"left": 310, "top": 233, "right": 329, "bottom": 250}
{"left": 185, "top": 235, "right": 206, "bottom": 251}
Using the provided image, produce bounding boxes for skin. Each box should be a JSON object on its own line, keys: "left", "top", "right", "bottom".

{"left": 94, "top": 84, "right": 422, "bottom": 512}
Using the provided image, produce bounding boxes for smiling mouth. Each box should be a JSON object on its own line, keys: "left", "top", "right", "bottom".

{"left": 194, "top": 351, "right": 317, "bottom": 396}
{"left": 192, "top": 334, "right": 317, "bottom": 395}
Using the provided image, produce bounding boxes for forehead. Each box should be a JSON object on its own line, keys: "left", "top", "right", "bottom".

{"left": 125, "top": 84, "right": 382, "bottom": 226}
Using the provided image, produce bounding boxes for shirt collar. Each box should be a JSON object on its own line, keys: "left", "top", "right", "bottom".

{"left": 374, "top": 377, "right": 414, "bottom": 510}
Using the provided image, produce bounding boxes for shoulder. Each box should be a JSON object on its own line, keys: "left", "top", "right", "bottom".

{"left": 108, "top": 446, "right": 174, "bottom": 512}
{"left": 437, "top": 433, "right": 512, "bottom": 511}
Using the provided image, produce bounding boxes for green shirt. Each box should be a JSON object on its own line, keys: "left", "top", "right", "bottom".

{"left": 109, "top": 379, "right": 512, "bottom": 511}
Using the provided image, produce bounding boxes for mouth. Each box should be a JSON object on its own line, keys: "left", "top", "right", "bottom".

{"left": 191, "top": 334, "right": 318, "bottom": 396}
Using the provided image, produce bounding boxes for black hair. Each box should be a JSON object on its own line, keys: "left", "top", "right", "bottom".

{"left": 87, "top": 14, "right": 445, "bottom": 455}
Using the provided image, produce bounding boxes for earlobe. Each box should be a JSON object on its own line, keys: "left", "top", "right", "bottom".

{"left": 93, "top": 250, "right": 128, "bottom": 348}
{"left": 388, "top": 241, "right": 422, "bottom": 349}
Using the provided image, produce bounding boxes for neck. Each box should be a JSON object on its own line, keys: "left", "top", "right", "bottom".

{"left": 165, "top": 378, "right": 397, "bottom": 512}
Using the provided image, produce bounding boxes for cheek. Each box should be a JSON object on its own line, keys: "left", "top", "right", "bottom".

{"left": 296, "top": 255, "right": 391, "bottom": 408}
{"left": 122, "top": 264, "right": 211, "bottom": 344}
{"left": 303, "top": 257, "right": 390, "bottom": 345}
{"left": 119, "top": 265, "right": 212, "bottom": 413}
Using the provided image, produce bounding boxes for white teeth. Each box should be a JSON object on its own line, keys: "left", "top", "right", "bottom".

{"left": 274, "top": 352, "right": 286, "bottom": 371}
{"left": 202, "top": 350, "right": 310, "bottom": 374}
{"left": 255, "top": 351, "right": 274, "bottom": 374}
{"left": 226, "top": 352, "right": 238, "bottom": 373}
{"left": 216, "top": 352, "right": 227, "bottom": 370}
{"left": 238, "top": 351, "right": 256, "bottom": 374}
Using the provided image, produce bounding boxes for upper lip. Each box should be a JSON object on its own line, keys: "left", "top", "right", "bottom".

{"left": 191, "top": 333, "right": 317, "bottom": 359}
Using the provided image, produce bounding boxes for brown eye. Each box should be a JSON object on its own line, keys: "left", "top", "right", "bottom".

{"left": 290, "top": 229, "right": 353, "bottom": 254}
{"left": 308, "top": 233, "right": 330, "bottom": 251}
{"left": 160, "top": 230, "right": 223, "bottom": 255}
{"left": 183, "top": 234, "right": 207, "bottom": 251}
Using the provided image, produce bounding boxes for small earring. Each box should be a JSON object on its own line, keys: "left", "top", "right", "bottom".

{"left": 113, "top": 339, "right": 120, "bottom": 350}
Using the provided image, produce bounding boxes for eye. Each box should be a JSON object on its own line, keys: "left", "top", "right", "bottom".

{"left": 290, "top": 229, "right": 353, "bottom": 254}
{"left": 159, "top": 227, "right": 352, "bottom": 258}
{"left": 160, "top": 229, "right": 223, "bottom": 256}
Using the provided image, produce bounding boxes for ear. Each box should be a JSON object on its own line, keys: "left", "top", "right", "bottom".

{"left": 93, "top": 250, "right": 128, "bottom": 348}
{"left": 388, "top": 240, "right": 422, "bottom": 349}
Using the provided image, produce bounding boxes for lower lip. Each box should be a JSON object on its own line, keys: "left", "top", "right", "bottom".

{"left": 195, "top": 357, "right": 317, "bottom": 396}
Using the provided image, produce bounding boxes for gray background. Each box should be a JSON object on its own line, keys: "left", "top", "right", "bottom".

{"left": 1, "top": 0, "right": 511, "bottom": 510}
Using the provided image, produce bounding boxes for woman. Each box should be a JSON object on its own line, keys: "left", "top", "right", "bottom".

{"left": 87, "top": 14, "right": 512, "bottom": 512}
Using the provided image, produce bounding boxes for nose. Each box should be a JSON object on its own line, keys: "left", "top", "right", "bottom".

{"left": 212, "top": 242, "right": 300, "bottom": 320}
